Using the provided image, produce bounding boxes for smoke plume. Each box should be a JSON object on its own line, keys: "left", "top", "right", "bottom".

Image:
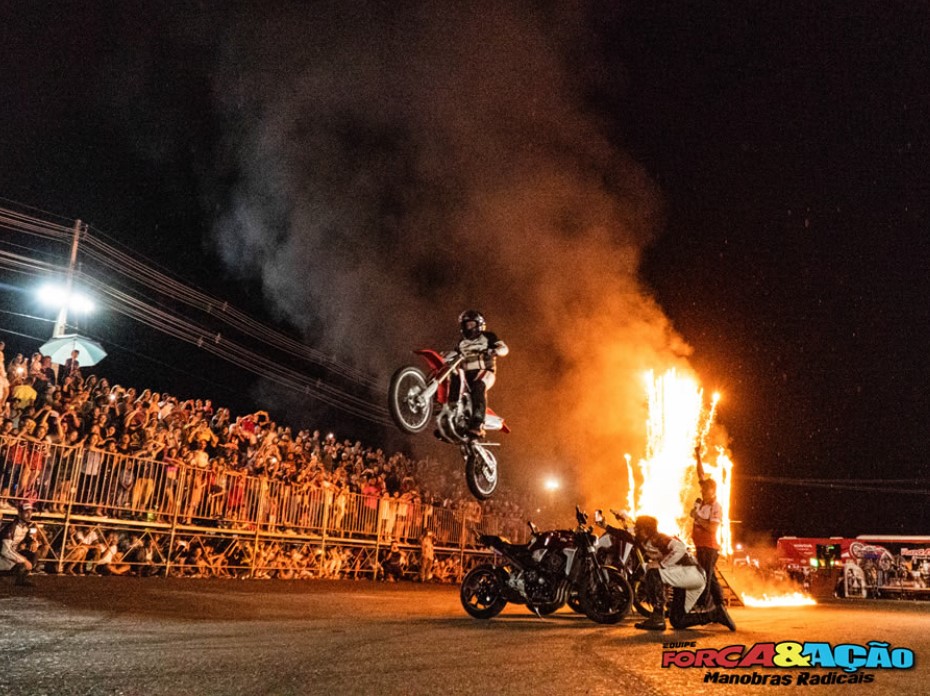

{"left": 210, "top": 1, "right": 693, "bottom": 502}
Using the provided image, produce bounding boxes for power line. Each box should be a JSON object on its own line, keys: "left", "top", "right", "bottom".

{"left": 741, "top": 475, "right": 930, "bottom": 496}
{"left": 0, "top": 203, "right": 393, "bottom": 425}
{"left": 81, "top": 225, "right": 380, "bottom": 388}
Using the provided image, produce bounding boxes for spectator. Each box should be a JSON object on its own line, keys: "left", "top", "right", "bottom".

{"left": 7, "top": 353, "right": 27, "bottom": 386}
{"left": 60, "top": 349, "right": 81, "bottom": 385}
{"left": 183, "top": 441, "right": 209, "bottom": 524}
{"left": 11, "top": 377, "right": 37, "bottom": 411}
{"left": 419, "top": 530, "right": 435, "bottom": 583}
{"left": 62, "top": 526, "right": 99, "bottom": 575}
{"left": 0, "top": 340, "right": 9, "bottom": 404}
{"left": 380, "top": 541, "right": 406, "bottom": 582}
{"left": 33, "top": 355, "right": 56, "bottom": 404}
{"left": 96, "top": 532, "right": 131, "bottom": 575}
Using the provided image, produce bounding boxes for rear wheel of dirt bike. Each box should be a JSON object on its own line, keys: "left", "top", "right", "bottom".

{"left": 460, "top": 564, "right": 508, "bottom": 619}
{"left": 581, "top": 566, "right": 633, "bottom": 624}
{"left": 388, "top": 366, "right": 433, "bottom": 434}
{"left": 464, "top": 442, "right": 498, "bottom": 500}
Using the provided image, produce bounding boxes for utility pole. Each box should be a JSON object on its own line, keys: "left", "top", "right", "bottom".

{"left": 52, "top": 218, "right": 83, "bottom": 338}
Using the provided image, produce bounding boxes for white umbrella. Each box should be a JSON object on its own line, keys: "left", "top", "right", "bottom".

{"left": 39, "top": 334, "right": 108, "bottom": 366}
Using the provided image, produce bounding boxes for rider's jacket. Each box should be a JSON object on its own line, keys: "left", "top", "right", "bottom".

{"left": 0, "top": 518, "right": 31, "bottom": 570}
{"left": 642, "top": 533, "right": 699, "bottom": 569}
{"left": 456, "top": 331, "right": 508, "bottom": 372}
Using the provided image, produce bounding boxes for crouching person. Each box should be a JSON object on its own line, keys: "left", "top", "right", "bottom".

{"left": 633, "top": 515, "right": 735, "bottom": 632}
{"left": 0, "top": 501, "right": 37, "bottom": 586}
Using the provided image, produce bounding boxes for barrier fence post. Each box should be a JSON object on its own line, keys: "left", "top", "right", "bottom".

{"left": 320, "top": 488, "right": 328, "bottom": 562}
{"left": 57, "top": 445, "right": 82, "bottom": 574}
{"left": 164, "top": 466, "right": 184, "bottom": 577}
{"left": 249, "top": 500, "right": 263, "bottom": 580}
{"left": 459, "top": 507, "right": 468, "bottom": 572}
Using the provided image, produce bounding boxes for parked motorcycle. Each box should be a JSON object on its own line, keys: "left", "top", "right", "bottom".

{"left": 459, "top": 507, "right": 633, "bottom": 623}
{"left": 388, "top": 349, "right": 508, "bottom": 500}
{"left": 593, "top": 509, "right": 654, "bottom": 618}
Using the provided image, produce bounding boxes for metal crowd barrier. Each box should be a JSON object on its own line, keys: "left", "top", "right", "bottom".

{"left": 0, "top": 436, "right": 528, "bottom": 580}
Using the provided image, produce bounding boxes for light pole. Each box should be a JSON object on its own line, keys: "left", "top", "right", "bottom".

{"left": 52, "top": 218, "right": 84, "bottom": 337}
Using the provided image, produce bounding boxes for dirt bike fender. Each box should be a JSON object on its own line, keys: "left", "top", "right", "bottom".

{"left": 414, "top": 349, "right": 450, "bottom": 403}
{"left": 486, "top": 408, "right": 511, "bottom": 434}
{"left": 413, "top": 348, "right": 447, "bottom": 371}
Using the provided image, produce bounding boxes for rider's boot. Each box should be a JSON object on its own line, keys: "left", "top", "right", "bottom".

{"left": 634, "top": 607, "right": 667, "bottom": 631}
{"left": 714, "top": 604, "right": 737, "bottom": 631}
{"left": 466, "top": 419, "right": 485, "bottom": 439}
{"left": 669, "top": 603, "right": 736, "bottom": 631}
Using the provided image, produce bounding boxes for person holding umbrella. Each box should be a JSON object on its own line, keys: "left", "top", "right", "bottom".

{"left": 60, "top": 349, "right": 81, "bottom": 385}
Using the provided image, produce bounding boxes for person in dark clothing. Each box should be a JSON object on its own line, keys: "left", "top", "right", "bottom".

{"left": 380, "top": 541, "right": 406, "bottom": 582}
{"left": 60, "top": 349, "right": 81, "bottom": 385}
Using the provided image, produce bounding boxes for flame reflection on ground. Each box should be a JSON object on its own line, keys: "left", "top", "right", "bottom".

{"left": 742, "top": 592, "right": 818, "bottom": 608}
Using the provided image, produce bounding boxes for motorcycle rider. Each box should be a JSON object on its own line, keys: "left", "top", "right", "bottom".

{"left": 0, "top": 501, "right": 37, "bottom": 586}
{"left": 633, "top": 515, "right": 735, "bottom": 632}
{"left": 450, "top": 310, "right": 508, "bottom": 437}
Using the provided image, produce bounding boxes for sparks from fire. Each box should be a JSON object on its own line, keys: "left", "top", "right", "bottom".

{"left": 625, "top": 368, "right": 814, "bottom": 608}
{"left": 627, "top": 368, "right": 732, "bottom": 553}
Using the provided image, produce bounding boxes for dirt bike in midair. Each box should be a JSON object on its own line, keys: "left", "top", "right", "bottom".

{"left": 388, "top": 349, "right": 508, "bottom": 500}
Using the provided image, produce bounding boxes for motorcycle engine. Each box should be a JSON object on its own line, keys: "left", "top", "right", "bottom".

{"left": 516, "top": 550, "right": 565, "bottom": 604}
{"left": 540, "top": 549, "right": 567, "bottom": 576}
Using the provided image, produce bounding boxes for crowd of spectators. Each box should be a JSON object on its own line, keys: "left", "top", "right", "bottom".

{"left": 0, "top": 337, "right": 529, "bottom": 545}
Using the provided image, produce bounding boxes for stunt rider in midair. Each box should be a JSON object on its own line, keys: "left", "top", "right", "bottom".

{"left": 450, "top": 310, "right": 508, "bottom": 438}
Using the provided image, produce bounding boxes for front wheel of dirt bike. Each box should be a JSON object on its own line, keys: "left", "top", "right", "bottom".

{"left": 464, "top": 443, "right": 498, "bottom": 500}
{"left": 388, "top": 365, "right": 433, "bottom": 434}
{"left": 460, "top": 564, "right": 508, "bottom": 619}
{"left": 581, "top": 566, "right": 633, "bottom": 624}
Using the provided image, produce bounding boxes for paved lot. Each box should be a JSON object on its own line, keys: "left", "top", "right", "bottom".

{"left": 2, "top": 577, "right": 928, "bottom": 695}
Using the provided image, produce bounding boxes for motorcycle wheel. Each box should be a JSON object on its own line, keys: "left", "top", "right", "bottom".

{"left": 581, "top": 566, "right": 633, "bottom": 624}
{"left": 460, "top": 565, "right": 507, "bottom": 619}
{"left": 465, "top": 443, "right": 499, "bottom": 500}
{"left": 632, "top": 578, "right": 653, "bottom": 618}
{"left": 388, "top": 366, "right": 433, "bottom": 434}
{"left": 567, "top": 592, "right": 585, "bottom": 614}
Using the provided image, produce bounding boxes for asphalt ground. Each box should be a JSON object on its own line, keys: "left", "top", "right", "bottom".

{"left": 2, "top": 576, "right": 929, "bottom": 695}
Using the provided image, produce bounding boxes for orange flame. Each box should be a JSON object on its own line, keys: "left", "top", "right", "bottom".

{"left": 742, "top": 592, "right": 817, "bottom": 608}
{"left": 620, "top": 368, "right": 815, "bottom": 608}
{"left": 627, "top": 368, "right": 731, "bottom": 551}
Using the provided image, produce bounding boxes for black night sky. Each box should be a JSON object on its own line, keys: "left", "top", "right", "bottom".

{"left": 1, "top": 3, "right": 929, "bottom": 539}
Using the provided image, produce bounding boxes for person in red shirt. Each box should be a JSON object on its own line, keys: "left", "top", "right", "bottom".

{"left": 691, "top": 446, "right": 725, "bottom": 610}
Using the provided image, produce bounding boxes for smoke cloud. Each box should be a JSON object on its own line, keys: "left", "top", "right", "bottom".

{"left": 209, "top": 1, "right": 693, "bottom": 503}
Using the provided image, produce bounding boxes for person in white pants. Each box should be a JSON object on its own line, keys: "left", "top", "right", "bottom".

{"left": 633, "top": 515, "right": 735, "bottom": 631}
